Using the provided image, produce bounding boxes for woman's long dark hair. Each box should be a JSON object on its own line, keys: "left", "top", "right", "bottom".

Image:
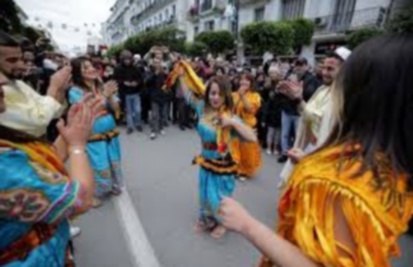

{"left": 240, "top": 72, "right": 256, "bottom": 92}
{"left": 325, "top": 34, "right": 413, "bottom": 188}
{"left": 70, "top": 56, "right": 98, "bottom": 90}
{"left": 204, "top": 77, "right": 233, "bottom": 111}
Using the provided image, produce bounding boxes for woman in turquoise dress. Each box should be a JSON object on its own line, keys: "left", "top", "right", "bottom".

{"left": 178, "top": 74, "right": 257, "bottom": 239}
{"left": 69, "top": 57, "right": 123, "bottom": 206}
{"left": 0, "top": 81, "right": 97, "bottom": 266}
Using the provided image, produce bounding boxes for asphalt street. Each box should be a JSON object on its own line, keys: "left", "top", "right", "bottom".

{"left": 75, "top": 126, "right": 413, "bottom": 267}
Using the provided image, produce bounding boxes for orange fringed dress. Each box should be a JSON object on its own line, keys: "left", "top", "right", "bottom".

{"left": 231, "top": 91, "right": 262, "bottom": 178}
{"left": 260, "top": 145, "right": 413, "bottom": 267}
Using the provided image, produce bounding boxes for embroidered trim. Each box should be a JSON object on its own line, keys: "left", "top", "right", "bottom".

{"left": 88, "top": 129, "right": 119, "bottom": 142}
{"left": 192, "top": 156, "right": 238, "bottom": 175}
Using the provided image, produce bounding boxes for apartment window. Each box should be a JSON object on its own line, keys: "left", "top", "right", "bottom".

{"left": 231, "top": 20, "right": 237, "bottom": 34}
{"left": 331, "top": 0, "right": 356, "bottom": 31}
{"left": 254, "top": 7, "right": 265, "bottom": 21}
{"left": 159, "top": 13, "right": 163, "bottom": 22}
{"left": 172, "top": 5, "right": 176, "bottom": 16}
{"left": 201, "top": 0, "right": 213, "bottom": 12}
{"left": 282, "top": 0, "right": 305, "bottom": 20}
{"left": 165, "top": 9, "right": 169, "bottom": 19}
{"left": 204, "top": 20, "right": 215, "bottom": 31}
{"left": 194, "top": 26, "right": 199, "bottom": 35}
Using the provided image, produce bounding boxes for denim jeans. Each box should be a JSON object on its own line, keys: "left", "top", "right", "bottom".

{"left": 150, "top": 101, "right": 167, "bottom": 134}
{"left": 125, "top": 94, "right": 142, "bottom": 129}
{"left": 281, "top": 111, "right": 300, "bottom": 154}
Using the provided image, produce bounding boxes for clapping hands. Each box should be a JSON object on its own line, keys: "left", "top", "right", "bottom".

{"left": 278, "top": 80, "right": 303, "bottom": 101}
{"left": 103, "top": 80, "right": 118, "bottom": 97}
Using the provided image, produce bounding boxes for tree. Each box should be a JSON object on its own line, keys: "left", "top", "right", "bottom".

{"left": 346, "top": 27, "right": 384, "bottom": 49}
{"left": 241, "top": 21, "right": 294, "bottom": 55}
{"left": 123, "top": 35, "right": 142, "bottom": 54}
{"left": 106, "top": 44, "right": 124, "bottom": 58}
{"left": 0, "top": 0, "right": 23, "bottom": 33}
{"left": 21, "top": 26, "right": 42, "bottom": 43}
{"left": 288, "top": 18, "right": 315, "bottom": 48}
{"left": 156, "top": 26, "right": 186, "bottom": 53}
{"left": 386, "top": 6, "right": 413, "bottom": 33}
{"left": 185, "top": 41, "right": 208, "bottom": 57}
{"left": 125, "top": 26, "right": 186, "bottom": 56}
{"left": 195, "top": 30, "right": 234, "bottom": 55}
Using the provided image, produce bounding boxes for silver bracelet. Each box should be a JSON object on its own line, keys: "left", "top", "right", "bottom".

{"left": 69, "top": 147, "right": 86, "bottom": 155}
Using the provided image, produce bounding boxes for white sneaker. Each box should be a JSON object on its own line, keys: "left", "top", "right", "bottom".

{"left": 266, "top": 149, "right": 272, "bottom": 155}
{"left": 150, "top": 132, "right": 157, "bottom": 140}
{"left": 160, "top": 130, "right": 166, "bottom": 135}
{"left": 70, "top": 226, "right": 81, "bottom": 238}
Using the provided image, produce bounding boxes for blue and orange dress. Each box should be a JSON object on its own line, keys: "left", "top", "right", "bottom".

{"left": 68, "top": 86, "right": 123, "bottom": 198}
{"left": 0, "top": 137, "right": 84, "bottom": 266}
{"left": 185, "top": 91, "right": 241, "bottom": 229}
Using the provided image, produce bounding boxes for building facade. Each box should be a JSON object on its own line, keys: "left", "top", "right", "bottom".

{"left": 103, "top": 0, "right": 190, "bottom": 46}
{"left": 102, "top": 0, "right": 133, "bottom": 45}
{"left": 186, "top": 0, "right": 391, "bottom": 64}
{"left": 103, "top": 0, "right": 393, "bottom": 63}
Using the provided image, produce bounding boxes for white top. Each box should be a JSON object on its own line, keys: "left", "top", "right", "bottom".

{"left": 0, "top": 80, "right": 64, "bottom": 137}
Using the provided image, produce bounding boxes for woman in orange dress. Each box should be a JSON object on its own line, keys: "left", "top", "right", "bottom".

{"left": 219, "top": 34, "right": 413, "bottom": 267}
{"left": 232, "top": 73, "right": 262, "bottom": 179}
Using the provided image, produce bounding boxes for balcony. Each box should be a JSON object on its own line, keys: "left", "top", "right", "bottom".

{"left": 187, "top": 2, "right": 225, "bottom": 23}
{"left": 313, "top": 7, "right": 387, "bottom": 35}
{"left": 200, "top": 0, "right": 213, "bottom": 13}
{"left": 239, "top": 0, "right": 269, "bottom": 6}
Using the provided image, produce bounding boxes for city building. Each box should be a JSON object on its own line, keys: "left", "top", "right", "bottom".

{"left": 129, "top": 0, "right": 188, "bottom": 35}
{"left": 103, "top": 0, "right": 190, "bottom": 45}
{"left": 186, "top": 0, "right": 391, "bottom": 64}
{"left": 102, "top": 0, "right": 394, "bottom": 64}
{"left": 186, "top": 0, "right": 234, "bottom": 41}
{"left": 102, "top": 0, "right": 132, "bottom": 45}
{"left": 301, "top": 0, "right": 390, "bottom": 64}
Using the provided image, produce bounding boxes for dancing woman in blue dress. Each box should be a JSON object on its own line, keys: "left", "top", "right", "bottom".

{"left": 178, "top": 73, "right": 257, "bottom": 239}
{"left": 69, "top": 57, "right": 123, "bottom": 207}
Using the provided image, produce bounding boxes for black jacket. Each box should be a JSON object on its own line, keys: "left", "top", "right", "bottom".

{"left": 301, "top": 71, "right": 321, "bottom": 102}
{"left": 146, "top": 71, "right": 169, "bottom": 103}
{"left": 114, "top": 64, "right": 143, "bottom": 95}
{"left": 262, "top": 88, "right": 282, "bottom": 128}
{"left": 280, "top": 71, "right": 321, "bottom": 116}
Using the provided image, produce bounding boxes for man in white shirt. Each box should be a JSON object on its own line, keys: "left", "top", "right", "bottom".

{"left": 278, "top": 47, "right": 351, "bottom": 186}
{"left": 0, "top": 31, "right": 71, "bottom": 137}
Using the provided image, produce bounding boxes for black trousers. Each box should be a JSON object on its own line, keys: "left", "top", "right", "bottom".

{"left": 141, "top": 93, "right": 151, "bottom": 124}
{"left": 177, "top": 98, "right": 191, "bottom": 127}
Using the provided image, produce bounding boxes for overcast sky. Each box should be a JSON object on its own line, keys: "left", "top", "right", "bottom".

{"left": 15, "top": 0, "right": 116, "bottom": 53}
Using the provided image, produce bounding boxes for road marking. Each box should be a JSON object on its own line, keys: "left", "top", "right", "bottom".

{"left": 113, "top": 189, "right": 161, "bottom": 267}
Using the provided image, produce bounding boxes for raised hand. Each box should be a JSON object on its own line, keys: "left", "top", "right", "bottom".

{"left": 57, "top": 103, "right": 93, "bottom": 148}
{"left": 218, "top": 114, "right": 235, "bottom": 128}
{"left": 48, "top": 66, "right": 72, "bottom": 101}
{"left": 278, "top": 80, "right": 303, "bottom": 101}
{"left": 238, "top": 85, "right": 249, "bottom": 96}
{"left": 103, "top": 80, "right": 118, "bottom": 97}
{"left": 81, "top": 92, "right": 106, "bottom": 119}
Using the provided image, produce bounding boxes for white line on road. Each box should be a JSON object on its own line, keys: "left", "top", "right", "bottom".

{"left": 113, "top": 189, "right": 161, "bottom": 267}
